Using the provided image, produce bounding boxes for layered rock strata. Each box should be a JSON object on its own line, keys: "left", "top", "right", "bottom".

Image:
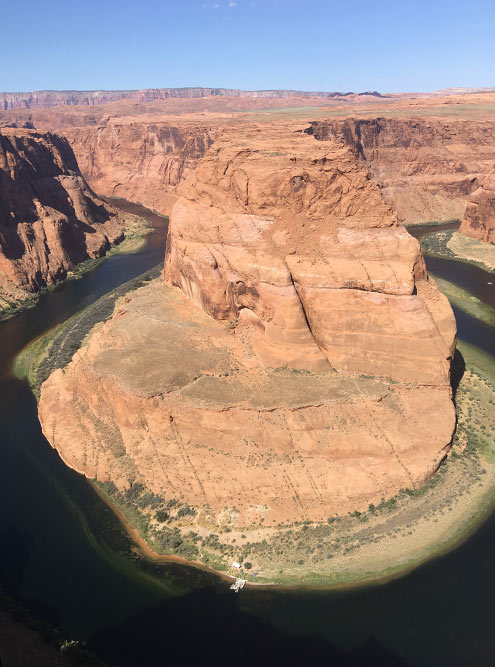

{"left": 459, "top": 169, "right": 495, "bottom": 244}
{"left": 165, "top": 125, "right": 456, "bottom": 383}
{"left": 58, "top": 115, "right": 495, "bottom": 226}
{"left": 0, "top": 128, "right": 135, "bottom": 308}
{"left": 308, "top": 118, "right": 495, "bottom": 224}
{"left": 39, "top": 123, "right": 457, "bottom": 525}
{"left": 63, "top": 119, "right": 214, "bottom": 215}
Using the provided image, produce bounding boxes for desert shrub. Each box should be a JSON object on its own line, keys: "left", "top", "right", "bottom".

{"left": 137, "top": 491, "right": 163, "bottom": 509}
{"left": 33, "top": 265, "right": 162, "bottom": 391}
{"left": 177, "top": 504, "right": 196, "bottom": 518}
{"left": 124, "top": 481, "right": 145, "bottom": 501}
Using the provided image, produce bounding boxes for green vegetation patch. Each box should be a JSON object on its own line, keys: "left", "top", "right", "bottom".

{"left": 457, "top": 340, "right": 495, "bottom": 386}
{"left": 0, "top": 290, "right": 41, "bottom": 323}
{"left": 406, "top": 218, "right": 460, "bottom": 228}
{"left": 420, "top": 230, "right": 457, "bottom": 259}
{"left": 421, "top": 230, "right": 495, "bottom": 273}
{"left": 431, "top": 274, "right": 495, "bottom": 326}
{"left": 14, "top": 266, "right": 162, "bottom": 397}
{"left": 94, "top": 480, "right": 206, "bottom": 564}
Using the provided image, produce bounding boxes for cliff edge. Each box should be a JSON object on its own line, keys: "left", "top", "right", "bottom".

{"left": 459, "top": 169, "right": 495, "bottom": 244}
{"left": 0, "top": 128, "right": 140, "bottom": 313}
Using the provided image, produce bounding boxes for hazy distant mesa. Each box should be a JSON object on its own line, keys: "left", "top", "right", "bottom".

{"left": 0, "top": 87, "right": 391, "bottom": 110}
{"left": 4, "top": 85, "right": 495, "bottom": 111}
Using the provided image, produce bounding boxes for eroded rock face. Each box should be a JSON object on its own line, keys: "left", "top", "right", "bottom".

{"left": 38, "top": 122, "right": 457, "bottom": 525}
{"left": 0, "top": 128, "right": 130, "bottom": 306}
{"left": 165, "top": 124, "right": 455, "bottom": 384}
{"left": 308, "top": 118, "right": 495, "bottom": 224}
{"left": 459, "top": 169, "right": 495, "bottom": 244}
{"left": 63, "top": 119, "right": 213, "bottom": 215}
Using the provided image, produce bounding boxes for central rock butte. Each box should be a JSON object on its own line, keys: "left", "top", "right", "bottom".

{"left": 38, "top": 120, "right": 457, "bottom": 525}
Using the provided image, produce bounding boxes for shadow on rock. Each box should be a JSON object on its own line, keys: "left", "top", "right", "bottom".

{"left": 451, "top": 347, "right": 466, "bottom": 400}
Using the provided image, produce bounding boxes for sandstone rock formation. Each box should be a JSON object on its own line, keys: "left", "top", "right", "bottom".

{"left": 52, "top": 113, "right": 495, "bottom": 229}
{"left": 165, "top": 124, "right": 456, "bottom": 383}
{"left": 39, "top": 280, "right": 455, "bottom": 523}
{"left": 459, "top": 169, "right": 495, "bottom": 244}
{"left": 308, "top": 118, "right": 495, "bottom": 225}
{"left": 0, "top": 128, "right": 136, "bottom": 310}
{"left": 63, "top": 118, "right": 213, "bottom": 215}
{"left": 0, "top": 120, "right": 34, "bottom": 129}
{"left": 38, "top": 122, "right": 457, "bottom": 526}
{"left": 3, "top": 91, "right": 493, "bottom": 230}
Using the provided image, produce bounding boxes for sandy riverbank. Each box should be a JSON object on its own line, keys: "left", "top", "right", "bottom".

{"left": 421, "top": 230, "right": 495, "bottom": 272}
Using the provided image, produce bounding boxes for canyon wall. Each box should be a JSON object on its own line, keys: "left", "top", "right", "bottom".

{"left": 0, "top": 128, "right": 133, "bottom": 308}
{"left": 459, "top": 169, "right": 495, "bottom": 244}
{"left": 308, "top": 118, "right": 495, "bottom": 224}
{"left": 39, "top": 121, "right": 457, "bottom": 525}
{"left": 55, "top": 114, "right": 495, "bottom": 227}
{"left": 63, "top": 119, "right": 214, "bottom": 215}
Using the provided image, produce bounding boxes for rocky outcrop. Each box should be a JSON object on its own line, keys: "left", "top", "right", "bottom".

{"left": 308, "top": 118, "right": 495, "bottom": 224}
{"left": 0, "top": 87, "right": 384, "bottom": 110}
{"left": 0, "top": 128, "right": 135, "bottom": 308}
{"left": 165, "top": 124, "right": 455, "bottom": 384}
{"left": 0, "top": 120, "right": 34, "bottom": 129}
{"left": 38, "top": 122, "right": 457, "bottom": 526}
{"left": 459, "top": 169, "right": 495, "bottom": 244}
{"left": 63, "top": 119, "right": 214, "bottom": 215}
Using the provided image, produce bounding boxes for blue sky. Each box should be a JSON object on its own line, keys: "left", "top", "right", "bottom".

{"left": 1, "top": 0, "right": 494, "bottom": 93}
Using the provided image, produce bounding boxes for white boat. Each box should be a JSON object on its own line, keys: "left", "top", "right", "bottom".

{"left": 229, "top": 577, "right": 246, "bottom": 593}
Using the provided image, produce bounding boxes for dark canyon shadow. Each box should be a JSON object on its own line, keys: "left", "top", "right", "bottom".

{"left": 451, "top": 348, "right": 466, "bottom": 400}
{"left": 0, "top": 523, "right": 63, "bottom": 629}
{"left": 0, "top": 525, "right": 32, "bottom": 597}
{"left": 87, "top": 588, "right": 411, "bottom": 667}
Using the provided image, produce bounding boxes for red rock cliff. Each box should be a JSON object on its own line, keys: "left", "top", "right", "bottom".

{"left": 63, "top": 118, "right": 213, "bottom": 215}
{"left": 308, "top": 118, "right": 495, "bottom": 224}
{"left": 165, "top": 122, "right": 456, "bottom": 384}
{"left": 459, "top": 169, "right": 495, "bottom": 244}
{"left": 0, "top": 87, "right": 383, "bottom": 110}
{"left": 0, "top": 128, "right": 130, "bottom": 306}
